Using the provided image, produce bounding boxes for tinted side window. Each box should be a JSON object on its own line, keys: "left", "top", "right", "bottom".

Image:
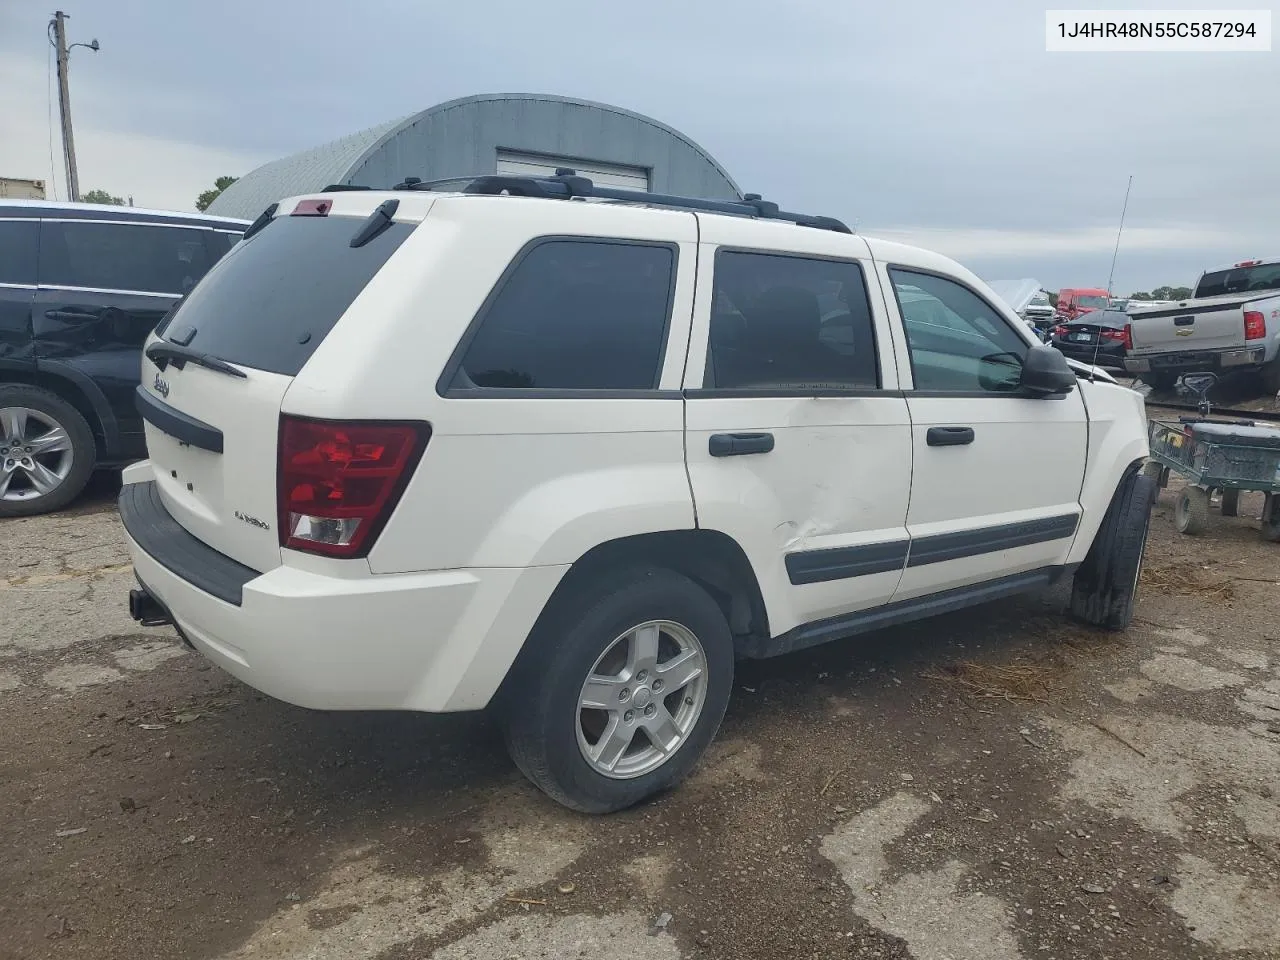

{"left": 889, "top": 268, "right": 1030, "bottom": 393}
{"left": 39, "top": 221, "right": 213, "bottom": 295}
{"left": 707, "top": 251, "right": 878, "bottom": 389}
{"left": 0, "top": 220, "right": 38, "bottom": 285}
{"left": 206, "top": 230, "right": 241, "bottom": 260}
{"left": 457, "top": 240, "right": 675, "bottom": 391}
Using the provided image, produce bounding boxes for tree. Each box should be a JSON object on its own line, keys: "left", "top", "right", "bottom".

{"left": 1150, "top": 285, "right": 1193, "bottom": 301}
{"left": 196, "top": 176, "right": 238, "bottom": 212}
{"left": 1128, "top": 287, "right": 1193, "bottom": 302}
{"left": 81, "top": 188, "right": 124, "bottom": 205}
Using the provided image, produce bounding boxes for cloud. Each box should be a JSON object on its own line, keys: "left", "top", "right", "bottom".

{"left": 868, "top": 223, "right": 1240, "bottom": 261}
{"left": 0, "top": 50, "right": 266, "bottom": 211}
{"left": 1, "top": 0, "right": 1276, "bottom": 287}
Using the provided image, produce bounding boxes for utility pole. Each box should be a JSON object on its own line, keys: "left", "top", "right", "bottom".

{"left": 50, "top": 11, "right": 98, "bottom": 203}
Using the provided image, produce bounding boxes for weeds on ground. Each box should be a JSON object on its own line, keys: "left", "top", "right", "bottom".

{"left": 1141, "top": 558, "right": 1236, "bottom": 600}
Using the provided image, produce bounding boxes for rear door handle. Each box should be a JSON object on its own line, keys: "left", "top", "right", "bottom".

{"left": 44, "top": 309, "right": 98, "bottom": 323}
{"left": 926, "top": 426, "right": 975, "bottom": 447}
{"left": 709, "top": 432, "right": 775, "bottom": 457}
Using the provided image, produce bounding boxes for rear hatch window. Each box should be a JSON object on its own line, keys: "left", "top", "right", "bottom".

{"left": 158, "top": 213, "right": 416, "bottom": 376}
{"left": 1195, "top": 263, "right": 1280, "bottom": 299}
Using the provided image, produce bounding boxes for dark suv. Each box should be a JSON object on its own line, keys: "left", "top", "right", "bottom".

{"left": 0, "top": 200, "right": 247, "bottom": 516}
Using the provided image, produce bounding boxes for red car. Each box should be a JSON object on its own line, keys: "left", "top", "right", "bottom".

{"left": 1054, "top": 287, "right": 1111, "bottom": 322}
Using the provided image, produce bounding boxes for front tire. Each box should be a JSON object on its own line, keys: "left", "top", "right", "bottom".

{"left": 1175, "top": 486, "right": 1210, "bottom": 535}
{"left": 0, "top": 385, "right": 97, "bottom": 518}
{"left": 1070, "top": 469, "right": 1158, "bottom": 630}
{"left": 502, "top": 566, "right": 734, "bottom": 813}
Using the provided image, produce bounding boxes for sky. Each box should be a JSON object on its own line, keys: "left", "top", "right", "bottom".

{"left": 1, "top": 0, "right": 1276, "bottom": 293}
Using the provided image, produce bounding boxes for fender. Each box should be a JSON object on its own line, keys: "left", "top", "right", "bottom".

{"left": 33, "top": 358, "right": 122, "bottom": 457}
{"left": 1068, "top": 378, "right": 1151, "bottom": 566}
{"left": 516, "top": 463, "right": 696, "bottom": 568}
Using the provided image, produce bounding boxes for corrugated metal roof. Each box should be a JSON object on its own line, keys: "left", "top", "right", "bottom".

{"left": 207, "top": 115, "right": 408, "bottom": 219}
{"left": 208, "top": 94, "right": 741, "bottom": 219}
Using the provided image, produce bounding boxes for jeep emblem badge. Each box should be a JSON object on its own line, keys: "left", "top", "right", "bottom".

{"left": 153, "top": 372, "right": 170, "bottom": 398}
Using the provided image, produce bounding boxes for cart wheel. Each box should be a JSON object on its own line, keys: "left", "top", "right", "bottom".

{"left": 1220, "top": 488, "right": 1240, "bottom": 518}
{"left": 1175, "top": 486, "right": 1210, "bottom": 535}
{"left": 1262, "top": 494, "right": 1280, "bottom": 543}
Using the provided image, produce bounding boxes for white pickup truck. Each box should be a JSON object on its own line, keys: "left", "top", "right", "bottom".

{"left": 1125, "top": 257, "right": 1280, "bottom": 392}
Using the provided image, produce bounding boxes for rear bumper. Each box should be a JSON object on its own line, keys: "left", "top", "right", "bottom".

{"left": 1125, "top": 346, "right": 1265, "bottom": 374}
{"left": 119, "top": 471, "right": 567, "bottom": 713}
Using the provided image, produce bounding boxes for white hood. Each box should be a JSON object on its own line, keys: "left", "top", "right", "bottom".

{"left": 985, "top": 278, "right": 1045, "bottom": 314}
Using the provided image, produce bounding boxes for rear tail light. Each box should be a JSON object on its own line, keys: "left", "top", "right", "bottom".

{"left": 1244, "top": 310, "right": 1266, "bottom": 340}
{"left": 1122, "top": 323, "right": 1133, "bottom": 351}
{"left": 277, "top": 416, "right": 429, "bottom": 558}
{"left": 1051, "top": 325, "right": 1068, "bottom": 338}
{"left": 1101, "top": 328, "right": 1128, "bottom": 345}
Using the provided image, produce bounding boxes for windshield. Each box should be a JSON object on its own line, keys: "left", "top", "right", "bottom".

{"left": 1077, "top": 295, "right": 1108, "bottom": 309}
{"left": 1195, "top": 263, "right": 1280, "bottom": 298}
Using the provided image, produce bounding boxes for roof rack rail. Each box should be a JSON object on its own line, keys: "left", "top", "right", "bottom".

{"left": 386, "top": 171, "right": 852, "bottom": 234}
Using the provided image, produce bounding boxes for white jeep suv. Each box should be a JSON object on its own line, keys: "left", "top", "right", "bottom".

{"left": 120, "top": 174, "right": 1155, "bottom": 813}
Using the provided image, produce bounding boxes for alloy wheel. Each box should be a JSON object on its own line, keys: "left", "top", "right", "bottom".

{"left": 0, "top": 407, "right": 75, "bottom": 503}
{"left": 575, "top": 619, "right": 709, "bottom": 780}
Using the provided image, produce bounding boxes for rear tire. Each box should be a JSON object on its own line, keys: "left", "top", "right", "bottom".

{"left": 1175, "top": 486, "right": 1210, "bottom": 535}
{"left": 501, "top": 566, "right": 734, "bottom": 813}
{"left": 0, "top": 385, "right": 96, "bottom": 518}
{"left": 1220, "top": 487, "right": 1240, "bottom": 518}
{"left": 1262, "top": 494, "right": 1280, "bottom": 543}
{"left": 1143, "top": 372, "right": 1178, "bottom": 392}
{"left": 1070, "top": 469, "right": 1158, "bottom": 630}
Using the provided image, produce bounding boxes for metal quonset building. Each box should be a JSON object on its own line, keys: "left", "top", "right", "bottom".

{"left": 207, "top": 93, "right": 742, "bottom": 220}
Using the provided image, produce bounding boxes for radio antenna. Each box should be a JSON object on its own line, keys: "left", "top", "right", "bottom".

{"left": 1106, "top": 175, "right": 1133, "bottom": 297}
{"left": 1089, "top": 175, "right": 1133, "bottom": 383}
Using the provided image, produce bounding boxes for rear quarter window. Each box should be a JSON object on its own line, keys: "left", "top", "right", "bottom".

{"left": 39, "top": 221, "right": 215, "bottom": 295}
{"left": 160, "top": 214, "right": 416, "bottom": 377}
{"left": 446, "top": 238, "right": 677, "bottom": 392}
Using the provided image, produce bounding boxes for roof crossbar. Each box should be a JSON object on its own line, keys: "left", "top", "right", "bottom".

{"left": 369, "top": 171, "right": 851, "bottom": 234}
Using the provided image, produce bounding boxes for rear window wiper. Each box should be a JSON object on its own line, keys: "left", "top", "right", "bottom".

{"left": 146, "top": 341, "right": 248, "bottom": 379}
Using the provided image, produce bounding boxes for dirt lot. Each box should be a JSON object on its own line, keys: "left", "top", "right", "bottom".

{"left": 3, "top": 454, "right": 1279, "bottom": 960}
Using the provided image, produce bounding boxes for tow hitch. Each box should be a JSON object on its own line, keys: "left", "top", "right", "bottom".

{"left": 129, "top": 587, "right": 172, "bottom": 628}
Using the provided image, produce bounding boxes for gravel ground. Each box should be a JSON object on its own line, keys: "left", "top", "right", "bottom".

{"left": 2, "top": 456, "right": 1279, "bottom": 960}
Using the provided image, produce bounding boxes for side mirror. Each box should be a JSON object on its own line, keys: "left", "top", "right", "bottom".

{"left": 977, "top": 352, "right": 1025, "bottom": 392}
{"left": 1020, "top": 344, "right": 1077, "bottom": 396}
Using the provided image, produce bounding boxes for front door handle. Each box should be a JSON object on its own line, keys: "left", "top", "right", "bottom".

{"left": 927, "top": 426, "right": 975, "bottom": 447}
{"left": 44, "top": 309, "right": 98, "bottom": 323}
{"left": 709, "top": 432, "right": 775, "bottom": 457}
